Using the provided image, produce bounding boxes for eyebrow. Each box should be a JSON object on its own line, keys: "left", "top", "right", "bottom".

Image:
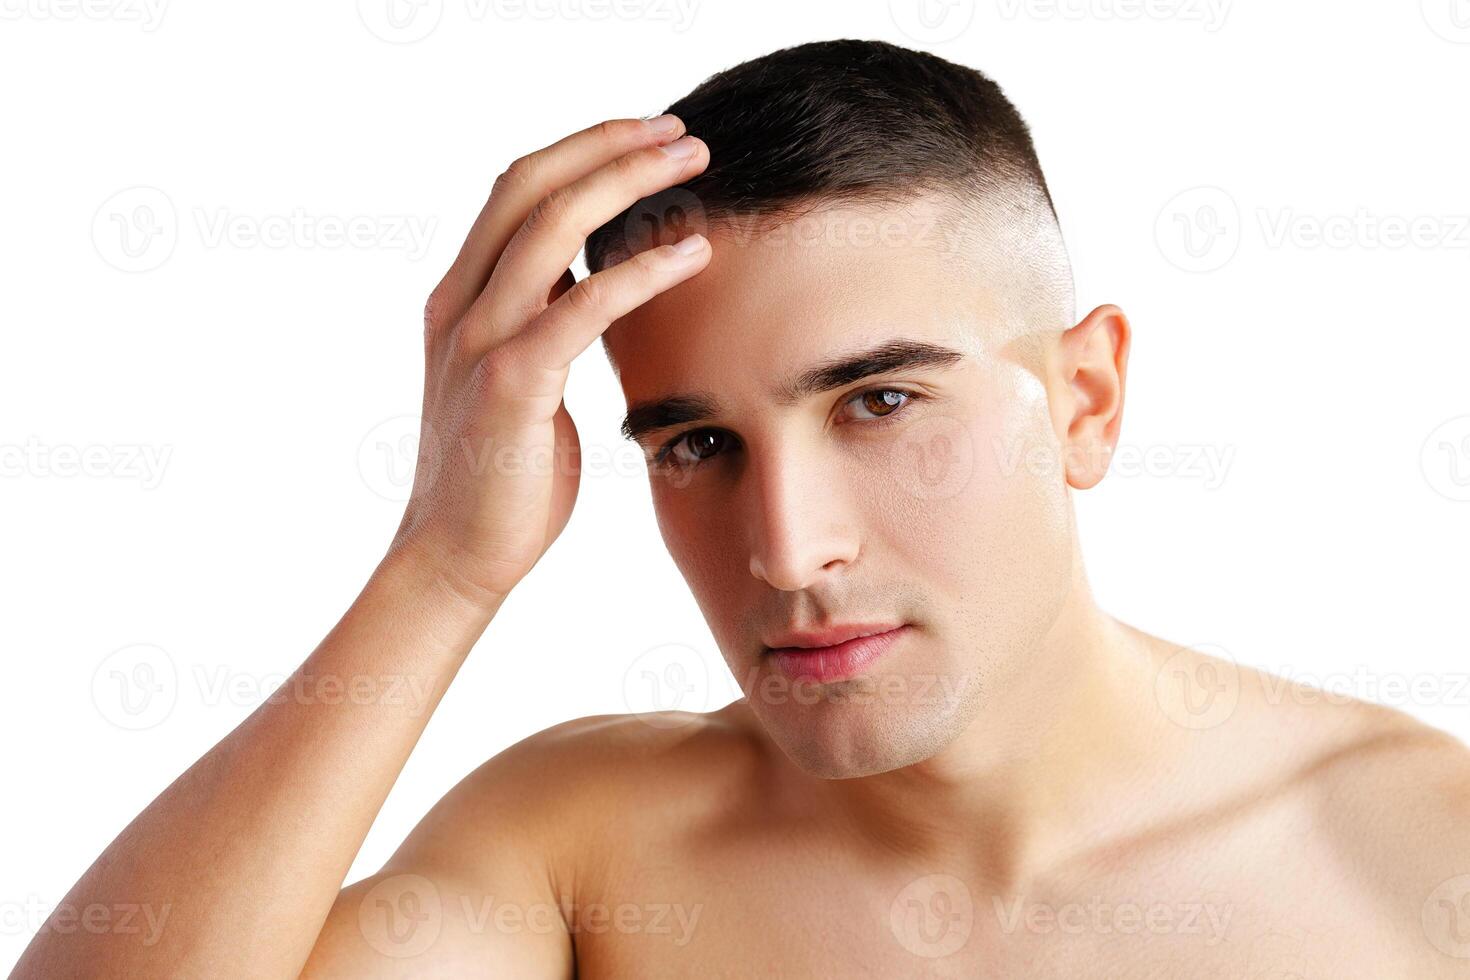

{"left": 619, "top": 338, "right": 967, "bottom": 445}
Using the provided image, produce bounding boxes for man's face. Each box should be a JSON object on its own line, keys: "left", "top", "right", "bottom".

{"left": 605, "top": 195, "right": 1078, "bottom": 778}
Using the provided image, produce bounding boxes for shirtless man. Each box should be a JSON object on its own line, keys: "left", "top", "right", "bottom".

{"left": 15, "top": 39, "right": 1470, "bottom": 979}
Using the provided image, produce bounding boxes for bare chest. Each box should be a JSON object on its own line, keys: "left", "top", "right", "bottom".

{"left": 567, "top": 832, "right": 1419, "bottom": 978}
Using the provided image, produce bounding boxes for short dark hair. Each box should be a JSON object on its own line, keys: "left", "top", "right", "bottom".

{"left": 584, "top": 38, "right": 1059, "bottom": 274}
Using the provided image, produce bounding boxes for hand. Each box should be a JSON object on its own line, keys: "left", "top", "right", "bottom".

{"left": 388, "top": 115, "right": 711, "bottom": 608}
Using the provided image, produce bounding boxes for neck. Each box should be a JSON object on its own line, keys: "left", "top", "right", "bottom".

{"left": 818, "top": 566, "right": 1169, "bottom": 891}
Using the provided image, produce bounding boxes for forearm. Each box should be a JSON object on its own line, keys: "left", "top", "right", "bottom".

{"left": 11, "top": 548, "right": 501, "bottom": 979}
{"left": 14, "top": 109, "right": 705, "bottom": 980}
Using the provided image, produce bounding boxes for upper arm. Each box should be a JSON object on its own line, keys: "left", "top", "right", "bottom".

{"left": 299, "top": 730, "right": 585, "bottom": 979}
{"left": 301, "top": 862, "right": 573, "bottom": 979}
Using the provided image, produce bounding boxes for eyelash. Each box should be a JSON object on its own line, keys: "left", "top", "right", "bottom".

{"left": 652, "top": 387, "right": 926, "bottom": 470}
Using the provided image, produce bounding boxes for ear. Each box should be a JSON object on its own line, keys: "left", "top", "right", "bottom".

{"left": 1049, "top": 304, "right": 1131, "bottom": 490}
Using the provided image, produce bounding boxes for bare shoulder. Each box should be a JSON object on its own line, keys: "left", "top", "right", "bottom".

{"left": 1146, "top": 634, "right": 1470, "bottom": 845}
{"left": 471, "top": 699, "right": 772, "bottom": 808}
{"left": 1294, "top": 692, "right": 1470, "bottom": 957}
{"left": 1233, "top": 660, "right": 1470, "bottom": 972}
{"left": 1140, "top": 631, "right": 1470, "bottom": 970}
{"left": 1230, "top": 660, "right": 1470, "bottom": 850}
{"left": 302, "top": 703, "right": 771, "bottom": 976}
{"left": 397, "top": 700, "right": 775, "bottom": 881}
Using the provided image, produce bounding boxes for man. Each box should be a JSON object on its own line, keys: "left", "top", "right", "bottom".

{"left": 16, "top": 38, "right": 1470, "bottom": 979}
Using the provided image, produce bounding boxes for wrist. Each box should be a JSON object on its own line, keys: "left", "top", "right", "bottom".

{"left": 369, "top": 537, "right": 508, "bottom": 648}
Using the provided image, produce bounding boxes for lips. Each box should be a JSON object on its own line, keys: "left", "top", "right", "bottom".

{"left": 763, "top": 623, "right": 910, "bottom": 684}
{"left": 763, "top": 623, "right": 904, "bottom": 651}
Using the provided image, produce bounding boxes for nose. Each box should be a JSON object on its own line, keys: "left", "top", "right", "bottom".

{"left": 744, "top": 444, "right": 860, "bottom": 592}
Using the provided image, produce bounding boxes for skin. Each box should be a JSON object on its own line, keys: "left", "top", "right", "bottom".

{"left": 14, "top": 115, "right": 1470, "bottom": 979}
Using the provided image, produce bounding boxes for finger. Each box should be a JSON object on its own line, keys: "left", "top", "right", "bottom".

{"left": 465, "top": 134, "right": 709, "bottom": 351}
{"left": 425, "top": 114, "right": 686, "bottom": 332}
{"left": 493, "top": 234, "right": 711, "bottom": 387}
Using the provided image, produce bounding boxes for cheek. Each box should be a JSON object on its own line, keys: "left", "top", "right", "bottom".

{"left": 650, "top": 484, "right": 740, "bottom": 611}
{"left": 869, "top": 374, "right": 1075, "bottom": 654}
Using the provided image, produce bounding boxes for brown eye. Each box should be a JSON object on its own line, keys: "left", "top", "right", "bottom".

{"left": 669, "top": 429, "right": 728, "bottom": 465}
{"left": 852, "top": 389, "right": 909, "bottom": 420}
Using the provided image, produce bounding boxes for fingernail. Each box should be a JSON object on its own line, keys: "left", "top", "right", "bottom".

{"left": 671, "top": 233, "right": 706, "bottom": 256}
{"left": 647, "top": 113, "right": 681, "bottom": 135}
{"left": 660, "top": 135, "right": 699, "bottom": 159}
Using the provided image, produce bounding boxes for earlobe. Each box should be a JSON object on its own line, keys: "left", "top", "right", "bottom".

{"left": 1054, "top": 304, "right": 1131, "bottom": 490}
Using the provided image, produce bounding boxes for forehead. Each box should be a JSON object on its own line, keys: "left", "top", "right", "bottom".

{"left": 603, "top": 196, "right": 1004, "bottom": 402}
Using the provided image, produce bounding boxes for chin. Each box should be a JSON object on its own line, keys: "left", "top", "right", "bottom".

{"left": 754, "top": 687, "right": 980, "bottom": 780}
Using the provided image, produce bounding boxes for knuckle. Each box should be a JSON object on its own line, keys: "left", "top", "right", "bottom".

{"left": 477, "top": 348, "right": 518, "bottom": 390}
{"left": 612, "top": 148, "right": 647, "bottom": 181}
{"left": 632, "top": 245, "right": 673, "bottom": 274}
{"left": 525, "top": 188, "right": 573, "bottom": 233}
{"left": 594, "top": 118, "right": 635, "bottom": 143}
{"left": 423, "top": 284, "right": 455, "bottom": 336}
{"left": 564, "top": 276, "right": 609, "bottom": 315}
{"left": 479, "top": 344, "right": 544, "bottom": 403}
{"left": 449, "top": 317, "right": 483, "bottom": 361}
{"left": 493, "top": 156, "right": 536, "bottom": 198}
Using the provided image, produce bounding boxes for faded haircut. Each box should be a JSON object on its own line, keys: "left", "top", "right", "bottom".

{"left": 585, "top": 38, "right": 1075, "bottom": 369}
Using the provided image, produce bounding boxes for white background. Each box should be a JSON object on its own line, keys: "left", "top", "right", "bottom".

{"left": 2, "top": 0, "right": 1468, "bottom": 967}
